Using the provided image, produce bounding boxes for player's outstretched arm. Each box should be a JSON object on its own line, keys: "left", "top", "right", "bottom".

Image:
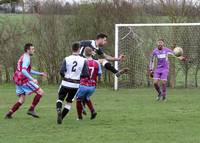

{"left": 22, "top": 69, "right": 33, "bottom": 80}
{"left": 177, "top": 56, "right": 186, "bottom": 61}
{"left": 168, "top": 53, "right": 186, "bottom": 61}
{"left": 96, "top": 47, "right": 125, "bottom": 61}
{"left": 103, "top": 53, "right": 126, "bottom": 61}
{"left": 30, "top": 70, "right": 47, "bottom": 77}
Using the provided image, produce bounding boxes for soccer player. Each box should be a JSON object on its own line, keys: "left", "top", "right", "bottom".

{"left": 56, "top": 42, "right": 89, "bottom": 124}
{"left": 149, "top": 39, "right": 185, "bottom": 101}
{"left": 5, "top": 43, "right": 47, "bottom": 119}
{"left": 76, "top": 47, "right": 102, "bottom": 120}
{"left": 80, "top": 33, "right": 129, "bottom": 77}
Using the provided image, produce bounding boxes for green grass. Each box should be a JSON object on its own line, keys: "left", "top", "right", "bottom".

{"left": 0, "top": 85, "right": 200, "bottom": 143}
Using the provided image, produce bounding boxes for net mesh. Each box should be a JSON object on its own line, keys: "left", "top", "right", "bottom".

{"left": 116, "top": 25, "right": 200, "bottom": 88}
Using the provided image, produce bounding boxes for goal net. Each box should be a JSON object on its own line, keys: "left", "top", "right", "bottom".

{"left": 114, "top": 23, "right": 200, "bottom": 90}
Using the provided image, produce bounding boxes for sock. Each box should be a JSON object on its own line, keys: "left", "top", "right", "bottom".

{"left": 82, "top": 100, "right": 86, "bottom": 112}
{"left": 82, "top": 100, "right": 86, "bottom": 108}
{"left": 29, "top": 94, "right": 42, "bottom": 111}
{"left": 104, "top": 63, "right": 118, "bottom": 74}
{"left": 76, "top": 100, "right": 83, "bottom": 119}
{"left": 56, "top": 100, "right": 63, "bottom": 112}
{"left": 10, "top": 102, "right": 22, "bottom": 114}
{"left": 154, "top": 83, "right": 161, "bottom": 95}
{"left": 62, "top": 104, "right": 71, "bottom": 119}
{"left": 162, "top": 83, "right": 167, "bottom": 97}
{"left": 86, "top": 99, "right": 95, "bottom": 113}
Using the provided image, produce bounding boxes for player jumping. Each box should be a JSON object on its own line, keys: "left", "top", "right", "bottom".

{"left": 56, "top": 42, "right": 89, "bottom": 124}
{"left": 80, "top": 33, "right": 129, "bottom": 77}
{"left": 76, "top": 47, "right": 102, "bottom": 120}
{"left": 5, "top": 43, "right": 47, "bottom": 119}
{"left": 149, "top": 39, "right": 185, "bottom": 101}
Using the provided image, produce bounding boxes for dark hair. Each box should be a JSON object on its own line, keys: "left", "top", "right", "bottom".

{"left": 96, "top": 33, "right": 108, "bottom": 40}
{"left": 72, "top": 42, "right": 80, "bottom": 52}
{"left": 24, "top": 43, "right": 33, "bottom": 52}
{"left": 158, "top": 39, "right": 165, "bottom": 42}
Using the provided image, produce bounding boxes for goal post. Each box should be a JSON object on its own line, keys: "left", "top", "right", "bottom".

{"left": 114, "top": 23, "right": 200, "bottom": 90}
{"left": 114, "top": 24, "right": 119, "bottom": 90}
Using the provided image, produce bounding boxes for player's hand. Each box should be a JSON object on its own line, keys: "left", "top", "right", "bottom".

{"left": 178, "top": 56, "right": 186, "bottom": 61}
{"left": 32, "top": 79, "right": 38, "bottom": 84}
{"left": 41, "top": 72, "right": 47, "bottom": 77}
{"left": 119, "top": 54, "right": 126, "bottom": 61}
{"left": 149, "top": 70, "right": 154, "bottom": 78}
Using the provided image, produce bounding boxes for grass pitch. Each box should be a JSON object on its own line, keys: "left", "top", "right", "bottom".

{"left": 0, "top": 85, "right": 200, "bottom": 143}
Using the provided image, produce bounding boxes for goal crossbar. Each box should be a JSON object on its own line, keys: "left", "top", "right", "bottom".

{"left": 116, "top": 23, "right": 200, "bottom": 27}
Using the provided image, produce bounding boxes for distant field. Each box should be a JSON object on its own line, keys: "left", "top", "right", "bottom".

{"left": 0, "top": 14, "right": 36, "bottom": 23}
{"left": 0, "top": 85, "right": 200, "bottom": 143}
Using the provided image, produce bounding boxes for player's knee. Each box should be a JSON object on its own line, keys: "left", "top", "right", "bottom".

{"left": 86, "top": 97, "right": 90, "bottom": 101}
{"left": 76, "top": 97, "right": 82, "bottom": 102}
{"left": 101, "top": 59, "right": 109, "bottom": 67}
{"left": 162, "top": 81, "right": 167, "bottom": 85}
{"left": 64, "top": 103, "right": 72, "bottom": 110}
{"left": 58, "top": 94, "right": 65, "bottom": 101}
{"left": 37, "top": 88, "right": 44, "bottom": 96}
{"left": 153, "top": 81, "right": 159, "bottom": 86}
{"left": 18, "top": 95, "right": 25, "bottom": 104}
{"left": 153, "top": 80, "right": 158, "bottom": 84}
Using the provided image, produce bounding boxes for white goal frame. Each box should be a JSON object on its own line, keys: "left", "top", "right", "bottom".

{"left": 114, "top": 23, "right": 200, "bottom": 90}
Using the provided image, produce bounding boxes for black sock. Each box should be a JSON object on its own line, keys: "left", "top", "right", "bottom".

{"left": 104, "top": 63, "right": 118, "bottom": 74}
{"left": 62, "top": 108, "right": 69, "bottom": 119}
{"left": 56, "top": 100, "right": 62, "bottom": 111}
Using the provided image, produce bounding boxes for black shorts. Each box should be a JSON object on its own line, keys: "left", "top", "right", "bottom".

{"left": 58, "top": 86, "right": 78, "bottom": 103}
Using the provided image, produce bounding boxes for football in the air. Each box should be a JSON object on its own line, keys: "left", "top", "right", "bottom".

{"left": 173, "top": 47, "right": 183, "bottom": 57}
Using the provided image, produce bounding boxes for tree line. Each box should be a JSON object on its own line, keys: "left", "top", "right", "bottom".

{"left": 0, "top": 0, "right": 199, "bottom": 87}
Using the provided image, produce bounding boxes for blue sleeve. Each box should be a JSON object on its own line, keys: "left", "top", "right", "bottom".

{"left": 21, "top": 54, "right": 33, "bottom": 80}
{"left": 22, "top": 54, "right": 30, "bottom": 69}
{"left": 30, "top": 70, "right": 42, "bottom": 75}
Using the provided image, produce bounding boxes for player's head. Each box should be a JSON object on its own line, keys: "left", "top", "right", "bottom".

{"left": 84, "top": 46, "right": 93, "bottom": 58}
{"left": 157, "top": 39, "right": 164, "bottom": 50}
{"left": 72, "top": 42, "right": 80, "bottom": 53}
{"left": 96, "top": 33, "right": 108, "bottom": 47}
{"left": 24, "top": 43, "right": 35, "bottom": 56}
